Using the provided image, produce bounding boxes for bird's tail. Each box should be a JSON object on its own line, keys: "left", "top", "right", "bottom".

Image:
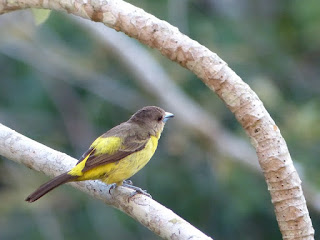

{"left": 25, "top": 173, "right": 77, "bottom": 203}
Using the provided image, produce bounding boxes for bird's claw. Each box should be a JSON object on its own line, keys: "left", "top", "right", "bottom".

{"left": 129, "top": 188, "right": 152, "bottom": 200}
{"left": 122, "top": 182, "right": 152, "bottom": 201}
{"left": 109, "top": 182, "right": 152, "bottom": 201}
{"left": 108, "top": 183, "right": 117, "bottom": 194}
{"left": 123, "top": 179, "right": 133, "bottom": 185}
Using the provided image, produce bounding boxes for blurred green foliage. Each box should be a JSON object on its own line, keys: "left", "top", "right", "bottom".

{"left": 0, "top": 0, "right": 319, "bottom": 239}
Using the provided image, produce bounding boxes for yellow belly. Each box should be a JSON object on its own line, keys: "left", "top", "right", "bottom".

{"left": 76, "top": 136, "right": 158, "bottom": 185}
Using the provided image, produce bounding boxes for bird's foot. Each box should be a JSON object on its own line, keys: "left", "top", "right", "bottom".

{"left": 122, "top": 183, "right": 152, "bottom": 201}
{"left": 108, "top": 183, "right": 117, "bottom": 194}
{"left": 123, "top": 179, "right": 133, "bottom": 185}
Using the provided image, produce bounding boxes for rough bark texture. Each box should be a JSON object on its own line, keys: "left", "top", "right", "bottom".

{"left": 0, "top": 0, "right": 315, "bottom": 239}
{"left": 0, "top": 123, "right": 213, "bottom": 240}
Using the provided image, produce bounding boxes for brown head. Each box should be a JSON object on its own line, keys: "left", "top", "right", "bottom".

{"left": 128, "top": 106, "right": 174, "bottom": 136}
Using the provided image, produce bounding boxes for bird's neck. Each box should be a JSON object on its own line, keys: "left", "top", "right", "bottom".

{"left": 155, "top": 130, "right": 162, "bottom": 139}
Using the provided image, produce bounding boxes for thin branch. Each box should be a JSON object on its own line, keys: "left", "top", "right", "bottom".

{"left": 0, "top": 0, "right": 315, "bottom": 239}
{"left": 0, "top": 123, "right": 213, "bottom": 240}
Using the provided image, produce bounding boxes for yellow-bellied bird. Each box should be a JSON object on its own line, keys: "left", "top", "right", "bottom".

{"left": 25, "top": 106, "right": 174, "bottom": 202}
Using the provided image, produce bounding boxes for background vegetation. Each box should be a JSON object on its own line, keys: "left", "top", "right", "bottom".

{"left": 0, "top": 0, "right": 319, "bottom": 239}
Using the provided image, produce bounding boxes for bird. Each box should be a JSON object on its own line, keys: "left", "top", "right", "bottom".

{"left": 25, "top": 106, "right": 174, "bottom": 202}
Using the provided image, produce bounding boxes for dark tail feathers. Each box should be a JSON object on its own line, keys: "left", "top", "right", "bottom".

{"left": 25, "top": 173, "right": 76, "bottom": 203}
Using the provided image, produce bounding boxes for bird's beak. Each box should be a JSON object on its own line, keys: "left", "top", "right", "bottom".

{"left": 163, "top": 112, "right": 174, "bottom": 122}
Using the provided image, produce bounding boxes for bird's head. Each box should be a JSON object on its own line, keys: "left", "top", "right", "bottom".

{"left": 129, "top": 106, "right": 174, "bottom": 136}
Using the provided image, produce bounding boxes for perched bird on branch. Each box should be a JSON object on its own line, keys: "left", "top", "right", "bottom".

{"left": 26, "top": 106, "right": 174, "bottom": 202}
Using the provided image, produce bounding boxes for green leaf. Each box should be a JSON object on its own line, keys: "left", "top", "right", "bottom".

{"left": 31, "top": 9, "right": 51, "bottom": 25}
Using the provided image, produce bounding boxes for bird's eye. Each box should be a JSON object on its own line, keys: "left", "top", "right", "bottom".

{"left": 158, "top": 116, "right": 163, "bottom": 121}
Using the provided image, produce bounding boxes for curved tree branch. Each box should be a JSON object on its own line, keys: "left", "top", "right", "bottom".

{"left": 0, "top": 0, "right": 315, "bottom": 239}
{"left": 72, "top": 16, "right": 259, "bottom": 171}
{"left": 0, "top": 123, "right": 213, "bottom": 240}
{"left": 72, "top": 15, "right": 320, "bottom": 216}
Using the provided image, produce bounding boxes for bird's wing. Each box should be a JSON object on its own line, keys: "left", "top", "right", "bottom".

{"left": 78, "top": 133, "right": 149, "bottom": 173}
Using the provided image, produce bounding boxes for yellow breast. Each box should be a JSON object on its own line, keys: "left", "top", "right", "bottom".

{"left": 75, "top": 135, "right": 159, "bottom": 185}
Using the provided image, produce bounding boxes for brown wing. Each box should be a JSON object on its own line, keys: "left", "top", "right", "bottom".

{"left": 78, "top": 124, "right": 150, "bottom": 173}
{"left": 81, "top": 142, "right": 146, "bottom": 172}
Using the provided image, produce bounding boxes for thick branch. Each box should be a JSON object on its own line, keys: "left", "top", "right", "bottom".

{"left": 0, "top": 123, "right": 212, "bottom": 240}
{"left": 0, "top": 0, "right": 315, "bottom": 239}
